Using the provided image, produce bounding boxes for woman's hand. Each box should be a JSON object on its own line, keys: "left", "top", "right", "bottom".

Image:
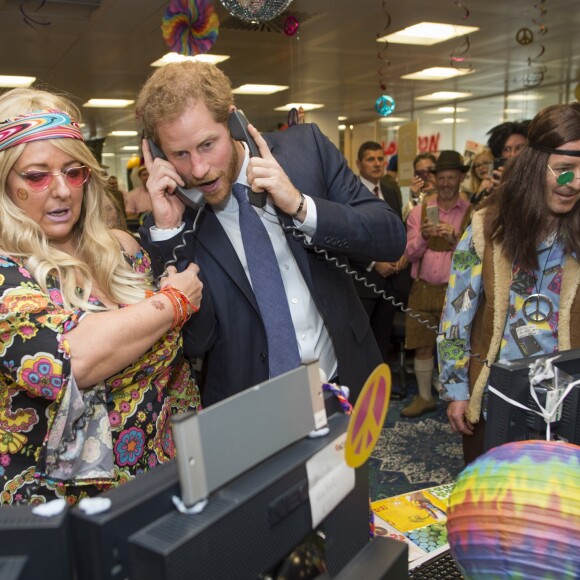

{"left": 160, "top": 264, "right": 203, "bottom": 312}
{"left": 410, "top": 175, "right": 425, "bottom": 197}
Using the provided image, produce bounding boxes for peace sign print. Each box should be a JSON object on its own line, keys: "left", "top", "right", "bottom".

{"left": 516, "top": 27, "right": 534, "bottom": 46}
{"left": 345, "top": 364, "right": 391, "bottom": 468}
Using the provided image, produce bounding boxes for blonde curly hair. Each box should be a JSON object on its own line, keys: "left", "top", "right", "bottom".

{"left": 0, "top": 88, "right": 152, "bottom": 311}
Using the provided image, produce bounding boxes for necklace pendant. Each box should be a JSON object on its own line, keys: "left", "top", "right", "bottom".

{"left": 523, "top": 293, "right": 554, "bottom": 323}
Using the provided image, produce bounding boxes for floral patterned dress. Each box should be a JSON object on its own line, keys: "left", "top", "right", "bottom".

{"left": 0, "top": 250, "right": 201, "bottom": 505}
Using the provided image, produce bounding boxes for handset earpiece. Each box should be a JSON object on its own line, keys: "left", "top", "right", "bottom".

{"left": 147, "top": 138, "right": 205, "bottom": 211}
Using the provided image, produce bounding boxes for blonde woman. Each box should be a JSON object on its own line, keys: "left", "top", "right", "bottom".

{"left": 0, "top": 88, "right": 202, "bottom": 504}
{"left": 462, "top": 149, "right": 493, "bottom": 205}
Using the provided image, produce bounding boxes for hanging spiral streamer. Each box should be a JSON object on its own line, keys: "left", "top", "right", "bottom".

{"left": 450, "top": 1, "right": 473, "bottom": 72}
{"left": 20, "top": 0, "right": 51, "bottom": 31}
{"left": 522, "top": 0, "right": 547, "bottom": 88}
{"left": 375, "top": 1, "right": 395, "bottom": 117}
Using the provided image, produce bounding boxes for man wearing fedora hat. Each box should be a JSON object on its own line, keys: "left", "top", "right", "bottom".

{"left": 402, "top": 150, "right": 472, "bottom": 418}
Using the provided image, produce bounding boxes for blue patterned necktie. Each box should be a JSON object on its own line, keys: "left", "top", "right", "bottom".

{"left": 232, "top": 183, "right": 301, "bottom": 376}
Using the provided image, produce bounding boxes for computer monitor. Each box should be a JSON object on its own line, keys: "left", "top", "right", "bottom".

{"left": 485, "top": 348, "right": 580, "bottom": 452}
{"left": 127, "top": 412, "right": 371, "bottom": 579}
{"left": 69, "top": 367, "right": 403, "bottom": 580}
{"left": 0, "top": 504, "right": 74, "bottom": 579}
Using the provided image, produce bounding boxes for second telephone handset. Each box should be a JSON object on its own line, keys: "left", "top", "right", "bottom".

{"left": 147, "top": 109, "right": 265, "bottom": 210}
{"left": 227, "top": 109, "right": 266, "bottom": 208}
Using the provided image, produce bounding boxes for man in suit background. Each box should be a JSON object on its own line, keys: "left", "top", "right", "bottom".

{"left": 353, "top": 142, "right": 411, "bottom": 398}
{"left": 136, "top": 62, "right": 406, "bottom": 406}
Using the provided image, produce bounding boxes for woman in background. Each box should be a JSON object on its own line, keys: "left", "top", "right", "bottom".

{"left": 0, "top": 88, "right": 202, "bottom": 504}
{"left": 462, "top": 149, "right": 493, "bottom": 206}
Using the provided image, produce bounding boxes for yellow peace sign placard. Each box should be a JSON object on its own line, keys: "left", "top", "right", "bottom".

{"left": 345, "top": 364, "right": 391, "bottom": 468}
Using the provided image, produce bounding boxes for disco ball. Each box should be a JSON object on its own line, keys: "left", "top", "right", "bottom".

{"left": 219, "top": 0, "right": 293, "bottom": 23}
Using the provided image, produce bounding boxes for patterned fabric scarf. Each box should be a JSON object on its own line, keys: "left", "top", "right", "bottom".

{"left": 0, "top": 109, "right": 84, "bottom": 152}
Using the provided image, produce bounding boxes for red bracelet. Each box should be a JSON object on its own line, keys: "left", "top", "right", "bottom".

{"left": 167, "top": 285, "right": 199, "bottom": 315}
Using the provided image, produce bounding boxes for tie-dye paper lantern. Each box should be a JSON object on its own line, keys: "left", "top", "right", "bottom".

{"left": 446, "top": 440, "right": 580, "bottom": 579}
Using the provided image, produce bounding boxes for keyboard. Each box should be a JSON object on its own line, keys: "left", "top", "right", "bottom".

{"left": 408, "top": 548, "right": 463, "bottom": 578}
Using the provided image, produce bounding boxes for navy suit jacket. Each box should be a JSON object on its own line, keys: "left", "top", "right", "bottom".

{"left": 353, "top": 180, "right": 405, "bottom": 300}
{"left": 141, "top": 123, "right": 406, "bottom": 405}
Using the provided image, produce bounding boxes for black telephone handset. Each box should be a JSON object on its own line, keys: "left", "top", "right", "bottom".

{"left": 147, "top": 138, "right": 205, "bottom": 210}
{"left": 227, "top": 109, "right": 267, "bottom": 208}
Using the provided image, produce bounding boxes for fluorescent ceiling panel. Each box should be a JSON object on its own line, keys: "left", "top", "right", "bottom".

{"left": 83, "top": 99, "right": 134, "bottom": 108}
{"left": 378, "top": 22, "right": 479, "bottom": 45}
{"left": 402, "top": 67, "right": 472, "bottom": 81}
{"left": 415, "top": 91, "right": 472, "bottom": 101}
{"left": 151, "top": 53, "right": 230, "bottom": 67}
{"left": 274, "top": 103, "right": 324, "bottom": 111}
{"left": 0, "top": 75, "right": 36, "bottom": 87}
{"left": 232, "top": 84, "right": 288, "bottom": 95}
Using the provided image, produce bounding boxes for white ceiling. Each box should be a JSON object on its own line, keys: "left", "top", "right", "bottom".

{"left": 1, "top": 0, "right": 580, "bottom": 155}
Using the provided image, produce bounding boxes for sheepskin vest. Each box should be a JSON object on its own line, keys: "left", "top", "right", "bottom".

{"left": 467, "top": 209, "right": 580, "bottom": 423}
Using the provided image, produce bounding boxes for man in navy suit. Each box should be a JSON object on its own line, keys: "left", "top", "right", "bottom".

{"left": 136, "top": 61, "right": 406, "bottom": 406}
{"left": 352, "top": 142, "right": 411, "bottom": 398}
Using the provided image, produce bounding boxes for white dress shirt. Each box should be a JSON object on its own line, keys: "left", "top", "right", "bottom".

{"left": 151, "top": 145, "right": 338, "bottom": 381}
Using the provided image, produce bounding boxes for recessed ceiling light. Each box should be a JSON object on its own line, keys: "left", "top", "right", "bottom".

{"left": 232, "top": 84, "right": 288, "bottom": 95}
{"left": 150, "top": 53, "right": 230, "bottom": 67}
{"left": 378, "top": 116, "right": 409, "bottom": 123}
{"left": 274, "top": 103, "right": 324, "bottom": 111}
{"left": 402, "top": 67, "right": 472, "bottom": 81}
{"left": 378, "top": 22, "right": 479, "bottom": 46}
{"left": 102, "top": 153, "right": 115, "bottom": 157}
{"left": 109, "top": 130, "right": 138, "bottom": 137}
{"left": 506, "top": 94, "right": 542, "bottom": 101}
{"left": 0, "top": 75, "right": 36, "bottom": 87}
{"left": 416, "top": 91, "right": 472, "bottom": 101}
{"left": 338, "top": 116, "right": 348, "bottom": 121}
{"left": 83, "top": 99, "right": 134, "bottom": 108}
{"left": 425, "top": 106, "right": 469, "bottom": 114}
{"left": 122, "top": 146, "right": 140, "bottom": 151}
{"left": 433, "top": 117, "right": 467, "bottom": 124}
{"left": 503, "top": 108, "right": 523, "bottom": 114}
{"left": 338, "top": 124, "right": 347, "bottom": 131}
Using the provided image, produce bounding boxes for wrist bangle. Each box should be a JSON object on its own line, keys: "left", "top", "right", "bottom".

{"left": 290, "top": 193, "right": 305, "bottom": 219}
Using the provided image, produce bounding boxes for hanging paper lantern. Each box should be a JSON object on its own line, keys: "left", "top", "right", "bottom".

{"left": 162, "top": 0, "right": 219, "bottom": 56}
{"left": 446, "top": 440, "right": 580, "bottom": 579}
{"left": 219, "top": 0, "right": 293, "bottom": 23}
{"left": 375, "top": 95, "right": 395, "bottom": 117}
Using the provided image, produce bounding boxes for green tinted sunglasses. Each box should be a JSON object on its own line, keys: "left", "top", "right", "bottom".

{"left": 548, "top": 165, "right": 577, "bottom": 185}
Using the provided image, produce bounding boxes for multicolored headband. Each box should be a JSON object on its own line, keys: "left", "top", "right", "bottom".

{"left": 0, "top": 109, "right": 84, "bottom": 152}
{"left": 528, "top": 140, "right": 580, "bottom": 157}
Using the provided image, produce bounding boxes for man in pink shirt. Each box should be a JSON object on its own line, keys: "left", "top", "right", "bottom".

{"left": 402, "top": 151, "right": 472, "bottom": 418}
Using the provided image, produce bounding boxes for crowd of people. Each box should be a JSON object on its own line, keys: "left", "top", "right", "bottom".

{"left": 350, "top": 109, "right": 580, "bottom": 468}
{"left": 1, "top": 59, "right": 578, "bottom": 508}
